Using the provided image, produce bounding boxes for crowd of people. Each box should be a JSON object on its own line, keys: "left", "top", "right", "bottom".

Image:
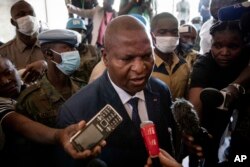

{"left": 0, "top": 0, "right": 250, "bottom": 167}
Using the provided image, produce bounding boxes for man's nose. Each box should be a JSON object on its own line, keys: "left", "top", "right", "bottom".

{"left": 132, "top": 59, "right": 145, "bottom": 74}
{"left": 220, "top": 47, "right": 230, "bottom": 56}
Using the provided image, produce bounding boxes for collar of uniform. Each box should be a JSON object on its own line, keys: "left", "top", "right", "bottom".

{"left": 15, "top": 35, "right": 40, "bottom": 53}
{"left": 39, "top": 75, "right": 79, "bottom": 102}
{"left": 107, "top": 72, "right": 145, "bottom": 105}
{"left": 154, "top": 52, "right": 164, "bottom": 67}
{"left": 154, "top": 51, "right": 180, "bottom": 68}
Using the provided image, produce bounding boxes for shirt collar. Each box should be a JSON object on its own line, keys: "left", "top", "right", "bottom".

{"left": 107, "top": 72, "right": 145, "bottom": 105}
{"left": 15, "top": 35, "right": 40, "bottom": 53}
{"left": 154, "top": 51, "right": 180, "bottom": 68}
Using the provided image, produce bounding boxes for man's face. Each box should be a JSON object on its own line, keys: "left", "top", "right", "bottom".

{"left": 0, "top": 59, "right": 22, "bottom": 98}
{"left": 46, "top": 43, "right": 75, "bottom": 64}
{"left": 152, "top": 18, "right": 179, "bottom": 38}
{"left": 211, "top": 30, "right": 243, "bottom": 67}
{"left": 180, "top": 26, "right": 197, "bottom": 45}
{"left": 103, "top": 29, "right": 154, "bottom": 95}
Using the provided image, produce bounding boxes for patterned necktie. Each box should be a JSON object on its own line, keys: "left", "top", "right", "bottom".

{"left": 128, "top": 97, "right": 141, "bottom": 128}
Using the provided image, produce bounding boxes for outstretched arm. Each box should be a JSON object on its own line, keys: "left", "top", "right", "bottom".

{"left": 2, "top": 112, "right": 106, "bottom": 159}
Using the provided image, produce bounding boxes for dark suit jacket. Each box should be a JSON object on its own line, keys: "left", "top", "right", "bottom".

{"left": 57, "top": 71, "right": 177, "bottom": 167}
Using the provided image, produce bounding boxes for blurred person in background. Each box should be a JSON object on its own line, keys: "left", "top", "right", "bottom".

{"left": 198, "top": 0, "right": 211, "bottom": 24}
{"left": 199, "top": 0, "right": 247, "bottom": 54}
{"left": 119, "top": 0, "right": 158, "bottom": 22}
{"left": 175, "top": 24, "right": 200, "bottom": 71}
{"left": 66, "top": 18, "right": 101, "bottom": 85}
{"left": 66, "top": 0, "right": 117, "bottom": 49}
{"left": 191, "top": 16, "right": 202, "bottom": 51}
{"left": 0, "top": 0, "right": 47, "bottom": 84}
{"left": 66, "top": 0, "right": 98, "bottom": 44}
{"left": 176, "top": 0, "right": 190, "bottom": 25}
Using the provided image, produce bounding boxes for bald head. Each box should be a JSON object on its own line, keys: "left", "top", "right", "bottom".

{"left": 104, "top": 15, "right": 149, "bottom": 51}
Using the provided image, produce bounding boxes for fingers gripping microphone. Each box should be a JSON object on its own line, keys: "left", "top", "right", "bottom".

{"left": 140, "top": 121, "right": 161, "bottom": 167}
{"left": 171, "top": 98, "right": 201, "bottom": 136}
{"left": 171, "top": 98, "right": 212, "bottom": 163}
{"left": 218, "top": 1, "right": 250, "bottom": 21}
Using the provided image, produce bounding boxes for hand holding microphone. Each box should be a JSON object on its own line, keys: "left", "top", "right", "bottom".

{"left": 171, "top": 98, "right": 213, "bottom": 166}
{"left": 145, "top": 149, "right": 182, "bottom": 167}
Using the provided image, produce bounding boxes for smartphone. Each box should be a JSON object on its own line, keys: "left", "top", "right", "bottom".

{"left": 70, "top": 104, "right": 123, "bottom": 152}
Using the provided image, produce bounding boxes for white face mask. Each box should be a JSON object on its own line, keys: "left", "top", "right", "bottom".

{"left": 16, "top": 15, "right": 39, "bottom": 36}
{"left": 155, "top": 36, "right": 179, "bottom": 53}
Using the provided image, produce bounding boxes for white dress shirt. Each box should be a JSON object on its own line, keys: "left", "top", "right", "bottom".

{"left": 108, "top": 73, "right": 149, "bottom": 122}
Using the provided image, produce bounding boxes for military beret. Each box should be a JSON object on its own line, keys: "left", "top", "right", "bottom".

{"left": 38, "top": 29, "right": 81, "bottom": 47}
{"left": 66, "top": 18, "right": 87, "bottom": 30}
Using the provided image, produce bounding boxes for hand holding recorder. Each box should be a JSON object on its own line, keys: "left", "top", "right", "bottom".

{"left": 70, "top": 104, "right": 123, "bottom": 152}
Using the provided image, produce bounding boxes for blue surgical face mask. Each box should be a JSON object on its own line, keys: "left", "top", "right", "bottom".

{"left": 51, "top": 49, "right": 80, "bottom": 75}
{"left": 180, "top": 42, "right": 194, "bottom": 53}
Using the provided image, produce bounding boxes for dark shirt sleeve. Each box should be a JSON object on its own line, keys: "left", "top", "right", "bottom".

{"left": 0, "top": 97, "right": 16, "bottom": 122}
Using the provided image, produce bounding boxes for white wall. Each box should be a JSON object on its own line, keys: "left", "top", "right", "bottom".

{"left": 0, "top": 0, "right": 18, "bottom": 43}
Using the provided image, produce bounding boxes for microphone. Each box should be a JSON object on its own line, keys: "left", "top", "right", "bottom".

{"left": 140, "top": 121, "right": 161, "bottom": 167}
{"left": 218, "top": 1, "right": 250, "bottom": 21}
{"left": 171, "top": 98, "right": 212, "bottom": 166}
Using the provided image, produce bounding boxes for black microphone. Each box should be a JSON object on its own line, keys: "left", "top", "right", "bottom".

{"left": 218, "top": 1, "right": 250, "bottom": 21}
{"left": 140, "top": 121, "right": 161, "bottom": 167}
{"left": 171, "top": 98, "right": 212, "bottom": 166}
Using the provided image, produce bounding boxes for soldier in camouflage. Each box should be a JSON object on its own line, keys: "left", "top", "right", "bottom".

{"left": 16, "top": 29, "right": 82, "bottom": 127}
{"left": 66, "top": 18, "right": 101, "bottom": 86}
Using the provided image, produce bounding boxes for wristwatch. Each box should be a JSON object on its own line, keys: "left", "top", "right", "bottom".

{"left": 229, "top": 83, "right": 246, "bottom": 94}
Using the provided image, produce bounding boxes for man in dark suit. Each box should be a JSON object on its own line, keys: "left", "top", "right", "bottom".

{"left": 57, "top": 15, "right": 177, "bottom": 167}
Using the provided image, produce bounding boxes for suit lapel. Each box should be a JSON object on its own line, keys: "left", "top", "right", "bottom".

{"left": 99, "top": 71, "right": 131, "bottom": 121}
{"left": 144, "top": 81, "right": 162, "bottom": 123}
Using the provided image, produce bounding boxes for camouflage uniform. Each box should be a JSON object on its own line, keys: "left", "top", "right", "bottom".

{"left": 72, "top": 43, "right": 101, "bottom": 86}
{"left": 16, "top": 75, "right": 80, "bottom": 128}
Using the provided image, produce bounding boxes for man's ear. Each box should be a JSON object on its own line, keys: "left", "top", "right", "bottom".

{"left": 102, "top": 48, "right": 108, "bottom": 67}
{"left": 44, "top": 49, "right": 54, "bottom": 60}
{"left": 11, "top": 18, "right": 17, "bottom": 27}
{"left": 150, "top": 32, "right": 156, "bottom": 46}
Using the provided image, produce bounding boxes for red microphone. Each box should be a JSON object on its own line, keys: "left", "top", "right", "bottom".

{"left": 140, "top": 121, "right": 161, "bottom": 167}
